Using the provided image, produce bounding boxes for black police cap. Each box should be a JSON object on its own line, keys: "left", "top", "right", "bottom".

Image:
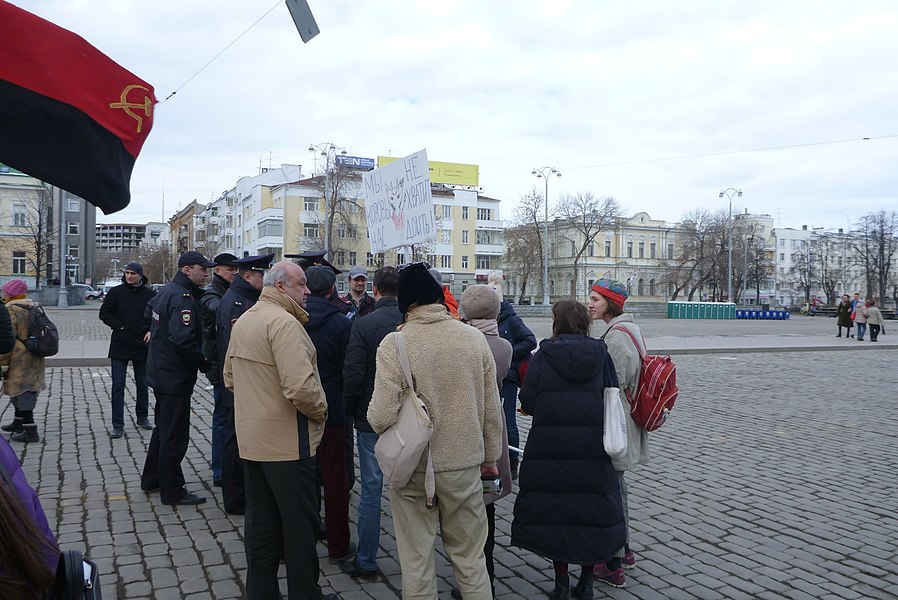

{"left": 234, "top": 253, "right": 275, "bottom": 272}
{"left": 283, "top": 249, "right": 341, "bottom": 274}
{"left": 213, "top": 253, "right": 240, "bottom": 266}
{"left": 178, "top": 251, "right": 216, "bottom": 268}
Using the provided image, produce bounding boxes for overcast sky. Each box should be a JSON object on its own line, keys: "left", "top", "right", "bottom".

{"left": 16, "top": 0, "right": 898, "bottom": 231}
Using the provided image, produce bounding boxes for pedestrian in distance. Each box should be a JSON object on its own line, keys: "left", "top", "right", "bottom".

{"left": 140, "top": 251, "right": 214, "bottom": 506}
{"left": 588, "top": 278, "right": 648, "bottom": 588}
{"left": 0, "top": 280, "right": 46, "bottom": 443}
{"left": 835, "top": 294, "right": 853, "bottom": 338}
{"left": 340, "top": 266, "right": 403, "bottom": 582}
{"left": 344, "top": 265, "right": 375, "bottom": 320}
{"left": 99, "top": 262, "right": 156, "bottom": 439}
{"left": 303, "top": 265, "right": 356, "bottom": 565}
{"left": 854, "top": 300, "right": 868, "bottom": 341}
{"left": 865, "top": 298, "right": 884, "bottom": 342}
{"left": 511, "top": 299, "right": 626, "bottom": 600}
{"left": 492, "top": 273, "right": 537, "bottom": 480}
{"left": 429, "top": 267, "right": 461, "bottom": 319}
{"left": 367, "top": 262, "right": 503, "bottom": 600}
{"left": 216, "top": 254, "right": 273, "bottom": 515}
{"left": 200, "top": 252, "right": 240, "bottom": 486}
{"left": 223, "top": 261, "right": 338, "bottom": 600}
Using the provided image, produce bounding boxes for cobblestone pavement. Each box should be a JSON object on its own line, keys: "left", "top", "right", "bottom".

{"left": 6, "top": 348, "right": 897, "bottom": 599}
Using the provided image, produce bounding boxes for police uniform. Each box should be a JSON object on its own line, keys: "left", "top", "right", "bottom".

{"left": 216, "top": 253, "right": 273, "bottom": 515}
{"left": 141, "top": 252, "right": 215, "bottom": 505}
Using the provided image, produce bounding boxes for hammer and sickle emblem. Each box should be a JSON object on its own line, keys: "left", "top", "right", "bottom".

{"left": 109, "top": 84, "right": 153, "bottom": 133}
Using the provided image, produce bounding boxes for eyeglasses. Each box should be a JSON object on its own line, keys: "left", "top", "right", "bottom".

{"left": 397, "top": 261, "right": 432, "bottom": 272}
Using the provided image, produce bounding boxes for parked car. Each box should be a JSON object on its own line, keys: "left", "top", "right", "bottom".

{"left": 102, "top": 280, "right": 123, "bottom": 296}
{"left": 72, "top": 283, "right": 102, "bottom": 300}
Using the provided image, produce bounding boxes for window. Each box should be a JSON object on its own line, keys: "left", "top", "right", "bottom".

{"left": 442, "top": 205, "right": 452, "bottom": 219}
{"left": 638, "top": 242, "right": 645, "bottom": 258}
{"left": 650, "top": 242, "right": 656, "bottom": 259}
{"left": 397, "top": 253, "right": 405, "bottom": 264}
{"left": 337, "top": 223, "right": 346, "bottom": 238}
{"left": 257, "top": 219, "right": 283, "bottom": 238}
{"left": 366, "top": 252, "right": 376, "bottom": 267}
{"left": 476, "top": 230, "right": 495, "bottom": 245}
{"left": 649, "top": 279, "right": 656, "bottom": 296}
{"left": 12, "top": 251, "right": 26, "bottom": 275}
{"left": 605, "top": 240, "right": 612, "bottom": 257}
{"left": 441, "top": 229, "right": 452, "bottom": 243}
{"left": 462, "top": 230, "right": 469, "bottom": 244}
{"left": 476, "top": 255, "right": 492, "bottom": 270}
{"left": 667, "top": 243, "right": 674, "bottom": 259}
{"left": 12, "top": 204, "right": 26, "bottom": 227}
{"left": 587, "top": 243, "right": 594, "bottom": 257}
{"left": 627, "top": 241, "right": 633, "bottom": 258}
{"left": 67, "top": 222, "right": 79, "bottom": 235}
{"left": 637, "top": 278, "right": 644, "bottom": 295}
{"left": 67, "top": 245, "right": 79, "bottom": 259}
{"left": 462, "top": 207, "right": 469, "bottom": 220}
{"left": 461, "top": 255, "right": 469, "bottom": 269}
{"left": 427, "top": 254, "right": 437, "bottom": 266}
{"left": 67, "top": 197, "right": 80, "bottom": 211}
{"left": 304, "top": 198, "right": 318, "bottom": 211}
{"left": 779, "top": 252, "right": 785, "bottom": 261}
{"left": 349, "top": 251, "right": 357, "bottom": 265}
{"left": 349, "top": 225, "right": 359, "bottom": 239}
{"left": 779, "top": 239, "right": 785, "bottom": 247}
{"left": 790, "top": 239, "right": 797, "bottom": 248}
{"left": 335, "top": 250, "right": 346, "bottom": 266}
{"left": 477, "top": 208, "right": 491, "bottom": 220}
{"left": 304, "top": 224, "right": 319, "bottom": 238}
{"left": 440, "top": 255, "right": 452, "bottom": 269}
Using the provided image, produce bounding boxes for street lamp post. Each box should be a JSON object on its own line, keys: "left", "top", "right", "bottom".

{"left": 532, "top": 167, "right": 561, "bottom": 305}
{"left": 719, "top": 188, "right": 742, "bottom": 302}
{"left": 308, "top": 142, "right": 347, "bottom": 253}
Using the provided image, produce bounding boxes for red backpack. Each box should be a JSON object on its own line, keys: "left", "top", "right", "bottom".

{"left": 609, "top": 325, "right": 678, "bottom": 431}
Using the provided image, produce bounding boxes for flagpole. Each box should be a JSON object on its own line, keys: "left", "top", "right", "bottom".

{"left": 56, "top": 186, "right": 68, "bottom": 307}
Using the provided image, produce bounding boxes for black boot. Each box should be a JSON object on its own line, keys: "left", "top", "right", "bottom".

{"left": 11, "top": 424, "right": 39, "bottom": 443}
{"left": 1, "top": 417, "right": 23, "bottom": 433}
{"left": 548, "top": 573, "right": 570, "bottom": 600}
{"left": 571, "top": 567, "right": 594, "bottom": 599}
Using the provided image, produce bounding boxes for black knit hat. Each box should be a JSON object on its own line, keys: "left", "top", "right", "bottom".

{"left": 398, "top": 262, "right": 444, "bottom": 315}
{"left": 305, "top": 266, "right": 336, "bottom": 295}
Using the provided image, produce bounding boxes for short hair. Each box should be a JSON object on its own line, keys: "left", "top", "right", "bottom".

{"left": 373, "top": 266, "right": 398, "bottom": 297}
{"left": 552, "top": 299, "right": 591, "bottom": 337}
{"left": 263, "top": 264, "right": 291, "bottom": 287}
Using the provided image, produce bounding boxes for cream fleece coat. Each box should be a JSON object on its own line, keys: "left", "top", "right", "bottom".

{"left": 368, "top": 303, "right": 503, "bottom": 471}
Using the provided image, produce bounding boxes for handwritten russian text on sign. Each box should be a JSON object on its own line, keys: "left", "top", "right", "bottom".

{"left": 364, "top": 149, "right": 435, "bottom": 253}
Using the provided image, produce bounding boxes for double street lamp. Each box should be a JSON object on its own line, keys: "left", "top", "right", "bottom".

{"left": 308, "top": 142, "right": 347, "bottom": 252}
{"left": 719, "top": 188, "right": 742, "bottom": 303}
{"left": 532, "top": 167, "right": 561, "bottom": 305}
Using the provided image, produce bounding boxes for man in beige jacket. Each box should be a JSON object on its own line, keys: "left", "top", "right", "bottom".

{"left": 223, "top": 261, "right": 338, "bottom": 600}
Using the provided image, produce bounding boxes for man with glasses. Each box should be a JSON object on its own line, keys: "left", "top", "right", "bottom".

{"left": 99, "top": 262, "right": 156, "bottom": 439}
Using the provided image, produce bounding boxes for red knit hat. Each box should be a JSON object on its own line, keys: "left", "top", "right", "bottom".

{"left": 591, "top": 278, "right": 628, "bottom": 308}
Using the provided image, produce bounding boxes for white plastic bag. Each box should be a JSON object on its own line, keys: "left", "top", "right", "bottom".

{"left": 603, "top": 387, "right": 628, "bottom": 460}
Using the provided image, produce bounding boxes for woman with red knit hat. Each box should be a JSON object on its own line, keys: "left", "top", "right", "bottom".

{"left": 587, "top": 278, "right": 648, "bottom": 589}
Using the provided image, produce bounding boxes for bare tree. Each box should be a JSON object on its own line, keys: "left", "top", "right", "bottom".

{"left": 788, "top": 242, "right": 815, "bottom": 303}
{"left": 663, "top": 210, "right": 718, "bottom": 300}
{"left": 504, "top": 223, "right": 542, "bottom": 303}
{"left": 17, "top": 185, "right": 54, "bottom": 290}
{"left": 813, "top": 235, "right": 844, "bottom": 306}
{"left": 555, "top": 192, "right": 621, "bottom": 297}
{"left": 515, "top": 186, "right": 549, "bottom": 299}
{"left": 852, "top": 211, "right": 898, "bottom": 303}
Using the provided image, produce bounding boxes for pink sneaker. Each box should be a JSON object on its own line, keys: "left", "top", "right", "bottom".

{"left": 623, "top": 550, "right": 636, "bottom": 570}
{"left": 593, "top": 563, "right": 626, "bottom": 588}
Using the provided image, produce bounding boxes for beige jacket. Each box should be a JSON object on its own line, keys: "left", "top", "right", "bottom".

{"left": 223, "top": 287, "right": 328, "bottom": 461}
{"left": 0, "top": 299, "right": 46, "bottom": 397}
{"left": 865, "top": 306, "right": 884, "bottom": 326}
{"left": 368, "top": 304, "right": 503, "bottom": 472}
{"left": 602, "top": 314, "right": 650, "bottom": 471}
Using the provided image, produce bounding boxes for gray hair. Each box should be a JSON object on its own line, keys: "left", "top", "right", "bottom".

{"left": 263, "top": 264, "right": 291, "bottom": 287}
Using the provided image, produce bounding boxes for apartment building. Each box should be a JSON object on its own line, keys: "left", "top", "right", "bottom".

{"left": 96, "top": 223, "right": 149, "bottom": 253}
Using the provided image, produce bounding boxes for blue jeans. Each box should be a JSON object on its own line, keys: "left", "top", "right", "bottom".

{"left": 501, "top": 381, "right": 521, "bottom": 464}
{"left": 856, "top": 322, "right": 867, "bottom": 340}
{"left": 356, "top": 430, "right": 383, "bottom": 571}
{"left": 211, "top": 385, "right": 227, "bottom": 481}
{"left": 110, "top": 359, "right": 148, "bottom": 428}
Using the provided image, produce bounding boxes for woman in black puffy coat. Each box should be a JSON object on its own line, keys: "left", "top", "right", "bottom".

{"left": 511, "top": 300, "right": 625, "bottom": 600}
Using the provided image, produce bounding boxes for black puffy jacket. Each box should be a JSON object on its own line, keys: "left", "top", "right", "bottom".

{"left": 200, "top": 274, "right": 230, "bottom": 385}
{"left": 304, "top": 295, "right": 351, "bottom": 426}
{"left": 99, "top": 274, "right": 155, "bottom": 361}
{"left": 511, "top": 334, "right": 626, "bottom": 564}
{"left": 497, "top": 300, "right": 537, "bottom": 385}
{"left": 216, "top": 275, "right": 261, "bottom": 408}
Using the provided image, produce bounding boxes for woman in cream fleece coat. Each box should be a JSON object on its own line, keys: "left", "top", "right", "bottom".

{"left": 368, "top": 263, "right": 503, "bottom": 600}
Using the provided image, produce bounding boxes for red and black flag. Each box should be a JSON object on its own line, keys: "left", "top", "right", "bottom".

{"left": 0, "top": 1, "right": 155, "bottom": 214}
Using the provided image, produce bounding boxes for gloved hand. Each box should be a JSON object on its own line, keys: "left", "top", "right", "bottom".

{"left": 198, "top": 358, "right": 212, "bottom": 374}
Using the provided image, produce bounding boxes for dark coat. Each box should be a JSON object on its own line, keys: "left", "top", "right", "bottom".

{"left": 345, "top": 291, "right": 376, "bottom": 320}
{"left": 146, "top": 271, "right": 207, "bottom": 395}
{"left": 0, "top": 302, "right": 14, "bottom": 355}
{"left": 200, "top": 274, "right": 230, "bottom": 385}
{"left": 304, "top": 295, "right": 352, "bottom": 426}
{"left": 216, "top": 275, "right": 261, "bottom": 407}
{"left": 343, "top": 297, "right": 403, "bottom": 433}
{"left": 511, "top": 334, "right": 626, "bottom": 564}
{"left": 497, "top": 300, "right": 537, "bottom": 385}
{"left": 836, "top": 300, "right": 853, "bottom": 328}
{"left": 99, "top": 273, "right": 155, "bottom": 361}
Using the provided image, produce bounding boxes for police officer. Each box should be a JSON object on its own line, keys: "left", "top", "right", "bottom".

{"left": 141, "top": 251, "right": 215, "bottom": 506}
{"left": 216, "top": 253, "right": 273, "bottom": 515}
{"left": 200, "top": 253, "right": 240, "bottom": 486}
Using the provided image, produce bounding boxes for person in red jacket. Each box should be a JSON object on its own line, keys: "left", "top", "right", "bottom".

{"left": 429, "top": 267, "right": 459, "bottom": 319}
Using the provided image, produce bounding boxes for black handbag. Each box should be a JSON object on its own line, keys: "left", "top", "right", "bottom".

{"left": 53, "top": 550, "right": 102, "bottom": 600}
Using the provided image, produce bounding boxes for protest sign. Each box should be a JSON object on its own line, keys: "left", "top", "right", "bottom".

{"left": 363, "top": 149, "right": 435, "bottom": 253}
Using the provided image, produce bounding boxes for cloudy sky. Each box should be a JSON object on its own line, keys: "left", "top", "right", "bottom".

{"left": 15, "top": 0, "right": 898, "bottom": 231}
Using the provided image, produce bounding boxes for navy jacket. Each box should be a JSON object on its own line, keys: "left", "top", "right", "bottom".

{"left": 216, "top": 275, "right": 261, "bottom": 407}
{"left": 200, "top": 273, "right": 230, "bottom": 385}
{"left": 99, "top": 273, "right": 155, "bottom": 361}
{"left": 146, "top": 271, "right": 207, "bottom": 395}
{"left": 511, "top": 334, "right": 626, "bottom": 564}
{"left": 343, "top": 297, "right": 403, "bottom": 432}
{"left": 497, "top": 300, "right": 537, "bottom": 385}
{"left": 304, "top": 295, "right": 351, "bottom": 426}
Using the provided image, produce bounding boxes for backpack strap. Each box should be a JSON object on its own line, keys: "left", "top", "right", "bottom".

{"left": 603, "top": 323, "right": 647, "bottom": 358}
{"left": 394, "top": 332, "right": 435, "bottom": 509}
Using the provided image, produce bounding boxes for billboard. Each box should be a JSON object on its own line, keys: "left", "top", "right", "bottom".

{"left": 335, "top": 155, "right": 376, "bottom": 170}
{"left": 376, "top": 156, "right": 479, "bottom": 187}
{"left": 364, "top": 149, "right": 436, "bottom": 253}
